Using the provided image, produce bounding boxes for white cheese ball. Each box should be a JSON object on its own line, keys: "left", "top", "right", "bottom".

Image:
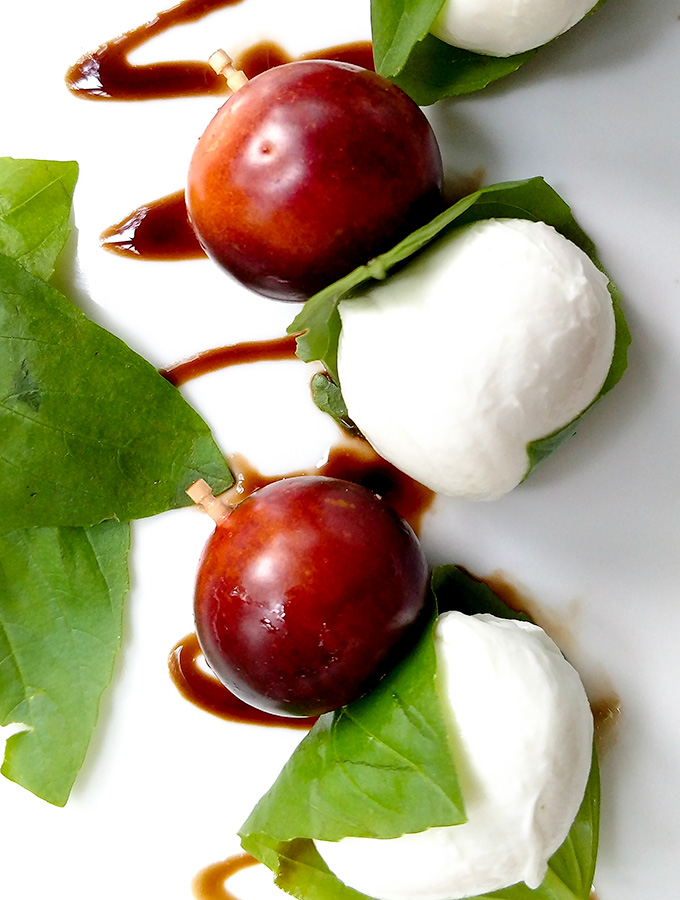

{"left": 316, "top": 611, "right": 594, "bottom": 900}
{"left": 430, "top": 0, "right": 598, "bottom": 57}
{"left": 336, "top": 218, "right": 615, "bottom": 501}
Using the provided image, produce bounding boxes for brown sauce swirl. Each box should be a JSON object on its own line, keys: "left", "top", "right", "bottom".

{"left": 223, "top": 441, "right": 435, "bottom": 535}
{"left": 100, "top": 190, "right": 205, "bottom": 261}
{"left": 192, "top": 852, "right": 259, "bottom": 900}
{"left": 169, "top": 632, "right": 316, "bottom": 729}
{"left": 65, "top": 0, "right": 242, "bottom": 101}
{"left": 66, "top": 0, "right": 373, "bottom": 104}
{"left": 237, "top": 39, "right": 374, "bottom": 80}
{"left": 591, "top": 695, "right": 622, "bottom": 755}
{"left": 160, "top": 334, "right": 299, "bottom": 385}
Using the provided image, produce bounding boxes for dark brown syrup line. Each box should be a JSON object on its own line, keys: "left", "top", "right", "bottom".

{"left": 100, "top": 190, "right": 205, "bottom": 260}
{"left": 66, "top": 0, "right": 373, "bottom": 104}
{"left": 169, "top": 632, "right": 317, "bottom": 729}
{"left": 160, "top": 334, "right": 299, "bottom": 385}
{"left": 238, "top": 39, "right": 374, "bottom": 79}
{"left": 65, "top": 0, "right": 244, "bottom": 100}
{"left": 161, "top": 332, "right": 435, "bottom": 531}
{"left": 191, "top": 852, "right": 259, "bottom": 900}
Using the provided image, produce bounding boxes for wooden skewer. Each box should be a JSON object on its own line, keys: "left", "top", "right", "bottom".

{"left": 186, "top": 478, "right": 234, "bottom": 524}
{"left": 209, "top": 49, "right": 249, "bottom": 93}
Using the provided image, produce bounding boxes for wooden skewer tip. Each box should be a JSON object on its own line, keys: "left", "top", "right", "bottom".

{"left": 186, "top": 478, "right": 233, "bottom": 524}
{"left": 209, "top": 49, "right": 249, "bottom": 93}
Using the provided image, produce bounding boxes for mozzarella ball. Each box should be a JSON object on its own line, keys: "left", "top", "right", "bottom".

{"left": 315, "top": 611, "right": 594, "bottom": 900}
{"left": 336, "top": 218, "right": 615, "bottom": 501}
{"left": 430, "top": 0, "right": 597, "bottom": 57}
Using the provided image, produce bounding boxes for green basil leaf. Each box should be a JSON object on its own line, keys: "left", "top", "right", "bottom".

{"left": 245, "top": 747, "right": 600, "bottom": 900}
{"left": 0, "top": 158, "right": 79, "bottom": 281}
{"left": 242, "top": 567, "right": 600, "bottom": 900}
{"left": 370, "top": 0, "right": 447, "bottom": 78}
{"left": 240, "top": 611, "right": 464, "bottom": 851}
{"left": 243, "top": 838, "right": 369, "bottom": 900}
{"left": 0, "top": 252, "right": 232, "bottom": 531}
{"left": 310, "top": 373, "right": 357, "bottom": 434}
{"left": 370, "top": 0, "right": 609, "bottom": 105}
{"left": 0, "top": 519, "right": 129, "bottom": 806}
{"left": 289, "top": 177, "right": 629, "bottom": 482}
{"left": 385, "top": 34, "right": 536, "bottom": 106}
{"left": 370, "top": 0, "right": 538, "bottom": 103}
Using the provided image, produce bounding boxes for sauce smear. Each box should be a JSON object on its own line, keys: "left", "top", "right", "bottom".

{"left": 169, "top": 632, "right": 316, "bottom": 729}
{"left": 100, "top": 190, "right": 205, "bottom": 260}
{"left": 224, "top": 442, "right": 434, "bottom": 534}
{"left": 65, "top": 0, "right": 242, "bottom": 100}
{"left": 161, "top": 334, "right": 299, "bottom": 385}
{"left": 192, "top": 852, "right": 259, "bottom": 900}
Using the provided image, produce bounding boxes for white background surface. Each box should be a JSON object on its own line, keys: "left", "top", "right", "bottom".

{"left": 1, "top": 1, "right": 679, "bottom": 898}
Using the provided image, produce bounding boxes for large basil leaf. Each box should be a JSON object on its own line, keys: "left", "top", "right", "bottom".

{"left": 0, "top": 156, "right": 231, "bottom": 804}
{"left": 241, "top": 567, "right": 600, "bottom": 900}
{"left": 0, "top": 158, "right": 78, "bottom": 281}
{"left": 240, "top": 612, "right": 464, "bottom": 848}
{"left": 244, "top": 749, "right": 600, "bottom": 900}
{"left": 386, "top": 35, "right": 536, "bottom": 106}
{"left": 0, "top": 519, "right": 129, "bottom": 806}
{"left": 0, "top": 253, "right": 232, "bottom": 531}
{"left": 371, "top": 0, "right": 608, "bottom": 105}
{"left": 288, "top": 177, "right": 630, "bottom": 477}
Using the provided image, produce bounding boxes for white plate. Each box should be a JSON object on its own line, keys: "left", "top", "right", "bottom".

{"left": 2, "top": 1, "right": 679, "bottom": 898}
